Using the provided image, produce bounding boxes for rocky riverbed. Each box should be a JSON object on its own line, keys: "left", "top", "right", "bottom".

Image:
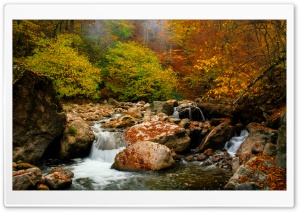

{"left": 12, "top": 70, "right": 287, "bottom": 191}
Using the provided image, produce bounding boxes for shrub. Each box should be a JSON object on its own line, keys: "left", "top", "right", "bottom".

{"left": 100, "top": 41, "right": 177, "bottom": 102}
{"left": 25, "top": 34, "right": 101, "bottom": 99}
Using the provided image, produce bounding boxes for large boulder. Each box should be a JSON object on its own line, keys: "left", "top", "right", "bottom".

{"left": 275, "top": 112, "right": 286, "bottom": 168}
{"left": 194, "top": 119, "right": 235, "bottom": 153}
{"left": 224, "top": 156, "right": 286, "bottom": 190}
{"left": 197, "top": 102, "right": 234, "bottom": 120}
{"left": 112, "top": 141, "right": 175, "bottom": 171}
{"left": 148, "top": 101, "right": 174, "bottom": 116}
{"left": 60, "top": 117, "right": 95, "bottom": 159}
{"left": 125, "top": 121, "right": 191, "bottom": 153}
{"left": 264, "top": 107, "right": 286, "bottom": 129}
{"left": 236, "top": 123, "right": 278, "bottom": 158}
{"left": 13, "top": 70, "right": 66, "bottom": 163}
{"left": 13, "top": 168, "right": 42, "bottom": 190}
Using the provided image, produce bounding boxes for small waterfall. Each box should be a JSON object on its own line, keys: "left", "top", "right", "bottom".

{"left": 195, "top": 107, "right": 206, "bottom": 121}
{"left": 173, "top": 102, "right": 207, "bottom": 121}
{"left": 224, "top": 130, "right": 249, "bottom": 157}
{"left": 89, "top": 121, "right": 127, "bottom": 163}
{"left": 173, "top": 107, "right": 179, "bottom": 118}
{"left": 188, "top": 106, "right": 192, "bottom": 119}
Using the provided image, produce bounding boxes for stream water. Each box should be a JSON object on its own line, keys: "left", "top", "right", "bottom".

{"left": 41, "top": 116, "right": 247, "bottom": 190}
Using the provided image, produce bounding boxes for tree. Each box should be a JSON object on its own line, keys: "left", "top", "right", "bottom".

{"left": 167, "top": 20, "right": 286, "bottom": 107}
{"left": 100, "top": 41, "right": 177, "bottom": 102}
{"left": 24, "top": 34, "right": 101, "bottom": 99}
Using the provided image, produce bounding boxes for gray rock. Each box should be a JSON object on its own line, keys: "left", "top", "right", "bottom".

{"left": 231, "top": 157, "right": 240, "bottom": 173}
{"left": 236, "top": 122, "right": 278, "bottom": 157}
{"left": 276, "top": 112, "right": 286, "bottom": 168}
{"left": 263, "top": 143, "right": 277, "bottom": 156}
{"left": 148, "top": 101, "right": 174, "bottom": 116}
{"left": 235, "top": 182, "right": 261, "bottom": 190}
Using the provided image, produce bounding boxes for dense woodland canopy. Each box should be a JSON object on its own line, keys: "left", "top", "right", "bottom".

{"left": 13, "top": 20, "right": 286, "bottom": 108}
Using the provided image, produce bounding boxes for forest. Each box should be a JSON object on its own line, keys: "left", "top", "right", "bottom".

{"left": 12, "top": 20, "right": 287, "bottom": 191}
{"left": 13, "top": 20, "right": 286, "bottom": 107}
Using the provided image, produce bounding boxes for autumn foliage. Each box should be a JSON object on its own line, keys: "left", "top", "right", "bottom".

{"left": 24, "top": 34, "right": 101, "bottom": 99}
{"left": 99, "top": 41, "right": 177, "bottom": 102}
{"left": 13, "top": 20, "right": 286, "bottom": 107}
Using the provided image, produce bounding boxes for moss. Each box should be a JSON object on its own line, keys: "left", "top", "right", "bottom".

{"left": 68, "top": 125, "right": 77, "bottom": 136}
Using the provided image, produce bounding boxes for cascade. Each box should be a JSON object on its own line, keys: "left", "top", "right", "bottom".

{"left": 188, "top": 105, "right": 192, "bottom": 119}
{"left": 89, "top": 121, "right": 127, "bottom": 163}
{"left": 172, "top": 102, "right": 207, "bottom": 121}
{"left": 195, "top": 107, "right": 206, "bottom": 121}
{"left": 224, "top": 130, "right": 249, "bottom": 157}
{"left": 173, "top": 107, "right": 179, "bottom": 118}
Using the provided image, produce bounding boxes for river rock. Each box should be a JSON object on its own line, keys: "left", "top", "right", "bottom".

{"left": 16, "top": 162, "right": 35, "bottom": 170}
{"left": 44, "top": 167, "right": 74, "bottom": 190}
{"left": 44, "top": 172, "right": 73, "bottom": 190}
{"left": 13, "top": 168, "right": 42, "bottom": 190}
{"left": 60, "top": 117, "right": 95, "bottom": 159}
{"left": 107, "top": 98, "right": 121, "bottom": 107}
{"left": 263, "top": 143, "right": 277, "bottom": 156}
{"left": 125, "top": 121, "right": 191, "bottom": 153}
{"left": 102, "top": 115, "right": 136, "bottom": 128}
{"left": 236, "top": 123, "right": 278, "bottom": 158}
{"left": 112, "top": 141, "right": 175, "bottom": 171}
{"left": 127, "top": 107, "right": 142, "bottom": 118}
{"left": 235, "top": 182, "right": 261, "bottom": 190}
{"left": 194, "top": 120, "right": 234, "bottom": 153}
{"left": 48, "top": 167, "right": 74, "bottom": 178}
{"left": 179, "top": 118, "right": 191, "bottom": 129}
{"left": 13, "top": 70, "right": 66, "bottom": 163}
{"left": 148, "top": 101, "right": 174, "bottom": 116}
{"left": 224, "top": 156, "right": 286, "bottom": 190}
{"left": 276, "top": 112, "right": 286, "bottom": 168}
{"left": 197, "top": 102, "right": 233, "bottom": 120}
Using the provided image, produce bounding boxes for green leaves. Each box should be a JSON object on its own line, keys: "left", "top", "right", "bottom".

{"left": 100, "top": 41, "right": 177, "bottom": 102}
{"left": 25, "top": 34, "right": 101, "bottom": 99}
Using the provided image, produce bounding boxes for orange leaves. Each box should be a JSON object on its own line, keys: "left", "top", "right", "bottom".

{"left": 239, "top": 156, "right": 286, "bottom": 190}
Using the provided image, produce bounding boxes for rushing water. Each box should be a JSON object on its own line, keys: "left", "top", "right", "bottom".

{"left": 173, "top": 103, "right": 206, "bottom": 121}
{"left": 224, "top": 130, "right": 249, "bottom": 157}
{"left": 41, "top": 119, "right": 234, "bottom": 190}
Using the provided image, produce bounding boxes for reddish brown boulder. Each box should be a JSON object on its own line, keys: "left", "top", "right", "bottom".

{"left": 112, "top": 141, "right": 175, "bottom": 171}
{"left": 125, "top": 121, "right": 190, "bottom": 152}
{"left": 44, "top": 167, "right": 74, "bottom": 190}
{"left": 13, "top": 168, "right": 42, "bottom": 190}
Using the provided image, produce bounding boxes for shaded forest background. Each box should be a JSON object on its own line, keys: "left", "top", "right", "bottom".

{"left": 13, "top": 20, "right": 286, "bottom": 109}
